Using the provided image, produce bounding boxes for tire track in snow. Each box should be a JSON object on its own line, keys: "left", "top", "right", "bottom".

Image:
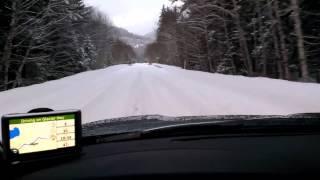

{"left": 147, "top": 66, "right": 278, "bottom": 115}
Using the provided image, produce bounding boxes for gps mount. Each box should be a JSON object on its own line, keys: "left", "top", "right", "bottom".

{"left": 28, "top": 108, "right": 54, "bottom": 113}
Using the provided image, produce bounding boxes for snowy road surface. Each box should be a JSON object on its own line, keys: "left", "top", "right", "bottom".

{"left": 1, "top": 63, "right": 320, "bottom": 124}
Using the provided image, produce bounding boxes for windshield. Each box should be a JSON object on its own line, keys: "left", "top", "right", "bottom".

{"left": 0, "top": 0, "right": 320, "bottom": 136}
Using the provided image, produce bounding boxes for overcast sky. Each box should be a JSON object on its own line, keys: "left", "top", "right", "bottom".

{"left": 83, "top": 0, "right": 173, "bottom": 35}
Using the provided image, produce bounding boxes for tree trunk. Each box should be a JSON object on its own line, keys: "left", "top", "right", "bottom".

{"left": 273, "top": 0, "right": 291, "bottom": 80}
{"left": 223, "top": 21, "right": 236, "bottom": 74}
{"left": 291, "top": 0, "right": 309, "bottom": 80}
{"left": 183, "top": 59, "right": 187, "bottom": 69}
{"left": 268, "top": 2, "right": 284, "bottom": 79}
{"left": 257, "top": 0, "right": 268, "bottom": 76}
{"left": 13, "top": 39, "right": 33, "bottom": 88}
{"left": 1, "top": 0, "right": 17, "bottom": 90}
{"left": 232, "top": 0, "right": 253, "bottom": 76}
{"left": 204, "top": 25, "right": 214, "bottom": 72}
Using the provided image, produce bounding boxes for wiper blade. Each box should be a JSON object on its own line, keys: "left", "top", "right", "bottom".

{"left": 83, "top": 121, "right": 236, "bottom": 144}
{"left": 82, "top": 131, "right": 143, "bottom": 145}
{"left": 82, "top": 113, "right": 320, "bottom": 145}
{"left": 142, "top": 118, "right": 320, "bottom": 139}
{"left": 82, "top": 114, "right": 276, "bottom": 137}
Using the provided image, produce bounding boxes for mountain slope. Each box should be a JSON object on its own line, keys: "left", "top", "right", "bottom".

{"left": 111, "top": 27, "right": 153, "bottom": 47}
{"left": 111, "top": 27, "right": 154, "bottom": 62}
{"left": 0, "top": 64, "right": 320, "bottom": 124}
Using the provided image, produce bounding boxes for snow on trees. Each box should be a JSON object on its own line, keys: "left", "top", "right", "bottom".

{"left": 146, "top": 0, "right": 320, "bottom": 82}
{"left": 0, "top": 0, "right": 135, "bottom": 91}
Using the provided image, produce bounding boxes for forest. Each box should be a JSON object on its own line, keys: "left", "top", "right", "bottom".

{"left": 0, "top": 0, "right": 136, "bottom": 91}
{"left": 145, "top": 0, "right": 320, "bottom": 82}
{"left": 1, "top": 0, "right": 320, "bottom": 92}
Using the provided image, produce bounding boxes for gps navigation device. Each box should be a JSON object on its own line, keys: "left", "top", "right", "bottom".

{"left": 1, "top": 110, "right": 81, "bottom": 162}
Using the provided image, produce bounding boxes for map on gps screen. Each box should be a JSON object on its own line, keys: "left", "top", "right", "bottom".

{"left": 9, "top": 114, "right": 76, "bottom": 154}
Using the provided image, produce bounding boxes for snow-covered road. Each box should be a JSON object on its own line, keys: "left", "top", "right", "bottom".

{"left": 1, "top": 63, "right": 320, "bottom": 124}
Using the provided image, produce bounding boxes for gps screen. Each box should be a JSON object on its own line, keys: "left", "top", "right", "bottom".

{"left": 8, "top": 114, "right": 76, "bottom": 154}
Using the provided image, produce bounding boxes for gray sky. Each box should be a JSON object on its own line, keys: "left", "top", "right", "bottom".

{"left": 83, "top": 0, "right": 174, "bottom": 35}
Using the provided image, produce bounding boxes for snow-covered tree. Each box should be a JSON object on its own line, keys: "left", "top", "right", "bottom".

{"left": 0, "top": 0, "right": 113, "bottom": 90}
{"left": 155, "top": 0, "right": 320, "bottom": 82}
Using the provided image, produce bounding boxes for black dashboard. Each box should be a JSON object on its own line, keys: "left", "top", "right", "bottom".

{"left": 15, "top": 132, "right": 320, "bottom": 179}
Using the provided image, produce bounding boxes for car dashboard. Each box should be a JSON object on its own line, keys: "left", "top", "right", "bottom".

{"left": 14, "top": 132, "right": 320, "bottom": 179}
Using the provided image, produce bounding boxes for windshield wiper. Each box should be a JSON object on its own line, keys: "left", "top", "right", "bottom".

{"left": 82, "top": 113, "right": 320, "bottom": 145}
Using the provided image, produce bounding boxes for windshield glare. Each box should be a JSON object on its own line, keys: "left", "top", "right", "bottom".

{"left": 0, "top": 0, "right": 320, "bottom": 131}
